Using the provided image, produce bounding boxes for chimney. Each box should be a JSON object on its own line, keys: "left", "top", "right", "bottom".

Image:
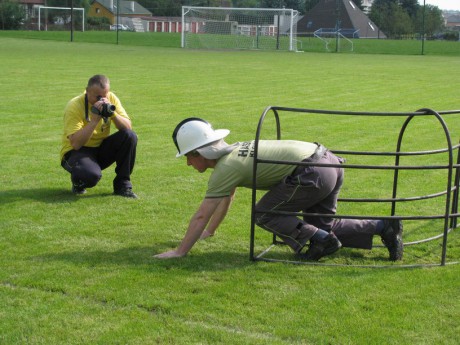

{"left": 130, "top": 1, "right": 135, "bottom": 12}
{"left": 109, "top": 0, "right": 113, "bottom": 11}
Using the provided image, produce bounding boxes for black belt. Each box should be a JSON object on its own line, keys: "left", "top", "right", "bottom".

{"left": 290, "top": 144, "right": 328, "bottom": 177}
{"left": 308, "top": 143, "right": 327, "bottom": 162}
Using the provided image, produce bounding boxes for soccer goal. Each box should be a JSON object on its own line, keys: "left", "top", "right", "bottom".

{"left": 181, "top": 6, "right": 299, "bottom": 52}
{"left": 38, "top": 6, "right": 85, "bottom": 31}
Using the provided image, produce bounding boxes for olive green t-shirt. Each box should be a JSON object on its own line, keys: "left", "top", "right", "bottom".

{"left": 205, "top": 140, "right": 317, "bottom": 198}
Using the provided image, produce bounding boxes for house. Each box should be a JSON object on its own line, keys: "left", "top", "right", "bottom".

{"left": 445, "top": 14, "right": 460, "bottom": 30}
{"left": 298, "top": 0, "right": 386, "bottom": 38}
{"left": 18, "top": 0, "right": 45, "bottom": 19}
{"left": 89, "top": 0, "right": 152, "bottom": 30}
{"left": 147, "top": 16, "right": 182, "bottom": 33}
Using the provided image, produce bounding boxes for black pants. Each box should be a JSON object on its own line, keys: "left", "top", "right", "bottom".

{"left": 61, "top": 129, "right": 137, "bottom": 191}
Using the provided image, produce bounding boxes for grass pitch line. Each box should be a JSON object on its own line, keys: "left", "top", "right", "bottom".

{"left": 183, "top": 319, "right": 278, "bottom": 342}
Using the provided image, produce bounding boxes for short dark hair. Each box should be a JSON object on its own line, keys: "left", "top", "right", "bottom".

{"left": 87, "top": 75, "right": 109, "bottom": 89}
{"left": 185, "top": 150, "right": 200, "bottom": 158}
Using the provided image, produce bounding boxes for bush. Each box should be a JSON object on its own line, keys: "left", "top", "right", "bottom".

{"left": 86, "top": 16, "right": 111, "bottom": 31}
{"left": 443, "top": 31, "right": 459, "bottom": 41}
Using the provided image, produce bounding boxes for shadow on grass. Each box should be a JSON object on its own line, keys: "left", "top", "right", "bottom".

{"left": 35, "top": 245, "right": 254, "bottom": 272}
{"left": 34, "top": 241, "right": 455, "bottom": 272}
{"left": 35, "top": 243, "right": 429, "bottom": 271}
{"left": 0, "top": 188, "right": 117, "bottom": 204}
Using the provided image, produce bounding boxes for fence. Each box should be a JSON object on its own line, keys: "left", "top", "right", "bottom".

{"left": 250, "top": 106, "right": 460, "bottom": 267}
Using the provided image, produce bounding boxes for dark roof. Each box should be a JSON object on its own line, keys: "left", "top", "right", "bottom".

{"left": 298, "top": 0, "right": 386, "bottom": 38}
{"left": 92, "top": 0, "right": 152, "bottom": 16}
{"left": 446, "top": 14, "right": 460, "bottom": 23}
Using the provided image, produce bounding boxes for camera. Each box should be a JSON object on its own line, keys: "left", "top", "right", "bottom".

{"left": 100, "top": 102, "right": 116, "bottom": 118}
{"left": 92, "top": 96, "right": 116, "bottom": 118}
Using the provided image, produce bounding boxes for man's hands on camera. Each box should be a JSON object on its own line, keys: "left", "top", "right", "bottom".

{"left": 91, "top": 97, "right": 116, "bottom": 119}
{"left": 90, "top": 98, "right": 106, "bottom": 119}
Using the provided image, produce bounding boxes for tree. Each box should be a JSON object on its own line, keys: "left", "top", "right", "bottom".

{"left": 259, "top": 0, "right": 306, "bottom": 13}
{"left": 232, "top": 0, "right": 259, "bottom": 7}
{"left": 400, "top": 0, "right": 418, "bottom": 19}
{"left": 415, "top": 4, "right": 444, "bottom": 37}
{"left": 0, "top": 0, "right": 26, "bottom": 30}
{"left": 370, "top": 0, "right": 445, "bottom": 39}
{"left": 138, "top": 0, "right": 310, "bottom": 16}
{"left": 138, "top": 0, "right": 182, "bottom": 16}
{"left": 305, "top": 0, "right": 320, "bottom": 12}
{"left": 156, "top": 0, "right": 182, "bottom": 16}
{"left": 370, "top": 0, "right": 414, "bottom": 38}
{"left": 389, "top": 2, "right": 413, "bottom": 37}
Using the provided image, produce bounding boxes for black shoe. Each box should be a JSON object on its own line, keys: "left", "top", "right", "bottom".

{"left": 299, "top": 232, "right": 342, "bottom": 261}
{"left": 114, "top": 187, "right": 138, "bottom": 199}
{"left": 381, "top": 219, "right": 403, "bottom": 261}
{"left": 72, "top": 184, "right": 86, "bottom": 195}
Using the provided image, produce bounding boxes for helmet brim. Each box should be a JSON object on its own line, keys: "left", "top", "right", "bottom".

{"left": 176, "top": 129, "right": 230, "bottom": 157}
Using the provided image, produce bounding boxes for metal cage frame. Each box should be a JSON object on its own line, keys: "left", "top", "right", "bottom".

{"left": 250, "top": 107, "right": 460, "bottom": 267}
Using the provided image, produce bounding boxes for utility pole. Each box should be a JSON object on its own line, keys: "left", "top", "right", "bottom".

{"left": 421, "top": 0, "right": 426, "bottom": 55}
{"left": 70, "top": 0, "right": 74, "bottom": 42}
{"left": 336, "top": 0, "right": 341, "bottom": 52}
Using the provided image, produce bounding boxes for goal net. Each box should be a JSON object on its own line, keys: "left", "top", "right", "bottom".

{"left": 38, "top": 6, "right": 85, "bottom": 31}
{"left": 182, "top": 6, "right": 299, "bottom": 52}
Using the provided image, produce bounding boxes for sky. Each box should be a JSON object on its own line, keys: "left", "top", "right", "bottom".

{"left": 419, "top": 0, "right": 460, "bottom": 11}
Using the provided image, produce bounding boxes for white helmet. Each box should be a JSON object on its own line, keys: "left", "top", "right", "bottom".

{"left": 172, "top": 118, "right": 230, "bottom": 158}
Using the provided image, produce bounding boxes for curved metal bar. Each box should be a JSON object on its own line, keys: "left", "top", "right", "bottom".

{"left": 266, "top": 106, "right": 460, "bottom": 117}
{"left": 339, "top": 188, "right": 456, "bottom": 203}
{"left": 399, "top": 227, "right": 454, "bottom": 246}
{"left": 255, "top": 158, "right": 458, "bottom": 170}
{"left": 253, "top": 247, "right": 459, "bottom": 268}
{"left": 391, "top": 114, "right": 413, "bottom": 218}
{"left": 254, "top": 209, "right": 460, "bottom": 221}
{"left": 249, "top": 106, "right": 460, "bottom": 267}
{"left": 250, "top": 106, "right": 281, "bottom": 260}
{"left": 415, "top": 108, "right": 454, "bottom": 265}
{"left": 333, "top": 143, "right": 460, "bottom": 157}
{"left": 451, "top": 143, "right": 460, "bottom": 230}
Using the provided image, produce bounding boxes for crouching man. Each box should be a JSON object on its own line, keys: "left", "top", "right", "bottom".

{"left": 154, "top": 118, "right": 403, "bottom": 261}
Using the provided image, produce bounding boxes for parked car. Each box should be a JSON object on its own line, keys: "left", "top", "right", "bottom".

{"left": 110, "top": 24, "right": 132, "bottom": 31}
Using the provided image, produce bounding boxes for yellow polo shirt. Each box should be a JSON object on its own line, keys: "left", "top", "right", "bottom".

{"left": 60, "top": 92, "right": 130, "bottom": 160}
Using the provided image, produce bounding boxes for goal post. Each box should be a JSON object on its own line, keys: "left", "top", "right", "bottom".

{"left": 182, "top": 6, "right": 299, "bottom": 52}
{"left": 38, "top": 6, "right": 85, "bottom": 31}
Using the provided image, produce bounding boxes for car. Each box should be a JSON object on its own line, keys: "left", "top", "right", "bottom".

{"left": 110, "top": 24, "right": 131, "bottom": 31}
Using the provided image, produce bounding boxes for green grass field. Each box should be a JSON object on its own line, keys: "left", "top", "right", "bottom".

{"left": 0, "top": 35, "right": 459, "bottom": 344}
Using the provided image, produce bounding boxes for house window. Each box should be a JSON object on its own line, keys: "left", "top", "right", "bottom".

{"left": 96, "top": 8, "right": 100, "bottom": 13}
